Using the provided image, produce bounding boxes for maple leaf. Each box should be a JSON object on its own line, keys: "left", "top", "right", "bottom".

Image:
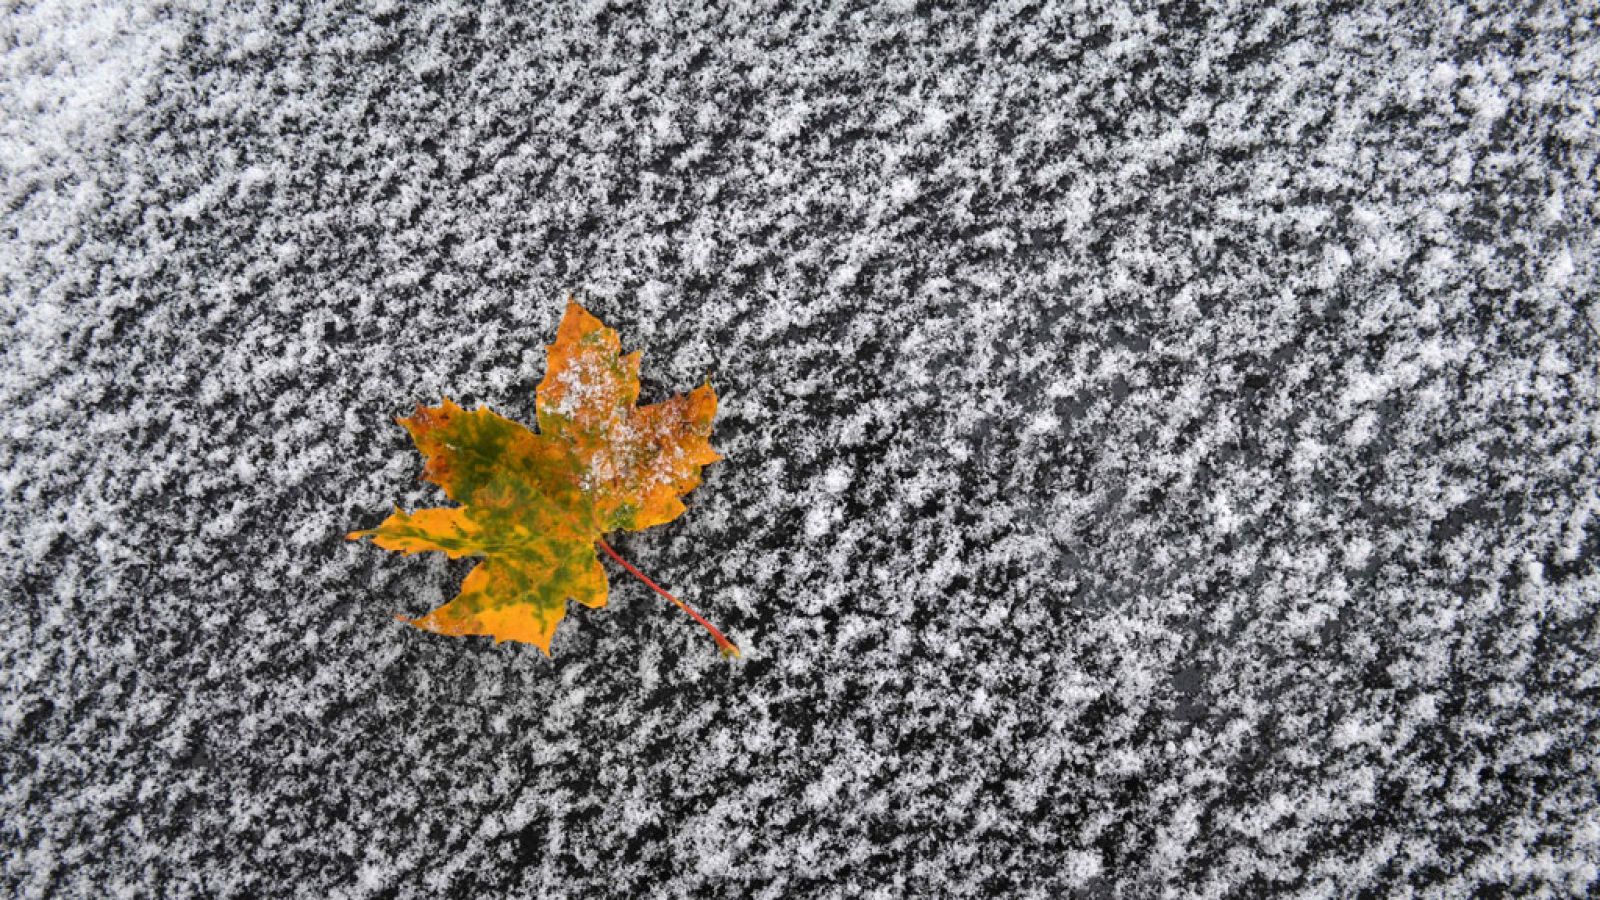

{"left": 348, "top": 300, "right": 737, "bottom": 657}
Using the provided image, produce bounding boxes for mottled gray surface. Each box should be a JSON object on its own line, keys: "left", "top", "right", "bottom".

{"left": 4, "top": 1, "right": 1599, "bottom": 897}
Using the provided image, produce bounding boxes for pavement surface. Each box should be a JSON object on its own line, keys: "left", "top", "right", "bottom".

{"left": 3, "top": 1, "right": 1599, "bottom": 897}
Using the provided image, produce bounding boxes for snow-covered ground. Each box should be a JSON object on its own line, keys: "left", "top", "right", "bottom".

{"left": 4, "top": 1, "right": 1599, "bottom": 896}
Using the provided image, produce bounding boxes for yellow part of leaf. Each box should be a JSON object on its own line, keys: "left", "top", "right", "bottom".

{"left": 401, "top": 550, "right": 608, "bottom": 654}
{"left": 346, "top": 506, "right": 483, "bottom": 557}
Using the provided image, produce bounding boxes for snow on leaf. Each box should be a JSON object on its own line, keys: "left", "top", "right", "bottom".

{"left": 537, "top": 302, "right": 721, "bottom": 532}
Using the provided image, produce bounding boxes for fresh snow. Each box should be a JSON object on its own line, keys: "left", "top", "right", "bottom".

{"left": 3, "top": 1, "right": 1599, "bottom": 897}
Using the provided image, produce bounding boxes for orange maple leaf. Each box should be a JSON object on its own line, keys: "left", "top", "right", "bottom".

{"left": 348, "top": 300, "right": 737, "bottom": 657}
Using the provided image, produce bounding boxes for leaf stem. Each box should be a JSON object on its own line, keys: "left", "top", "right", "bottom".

{"left": 597, "top": 538, "right": 741, "bottom": 658}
